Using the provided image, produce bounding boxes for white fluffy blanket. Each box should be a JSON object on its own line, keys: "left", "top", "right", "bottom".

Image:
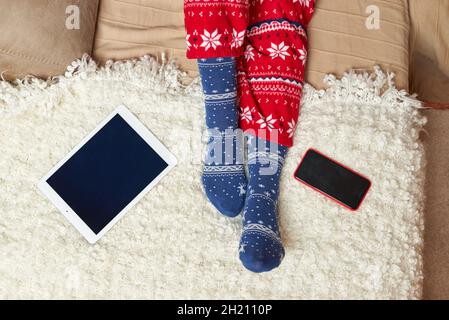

{"left": 0, "top": 56, "right": 426, "bottom": 299}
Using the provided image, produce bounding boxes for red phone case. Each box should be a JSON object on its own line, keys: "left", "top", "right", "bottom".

{"left": 293, "top": 148, "right": 372, "bottom": 211}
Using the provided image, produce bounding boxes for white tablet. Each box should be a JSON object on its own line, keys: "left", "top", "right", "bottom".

{"left": 38, "top": 105, "right": 177, "bottom": 244}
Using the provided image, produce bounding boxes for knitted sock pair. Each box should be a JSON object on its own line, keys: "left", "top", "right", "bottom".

{"left": 198, "top": 57, "right": 287, "bottom": 273}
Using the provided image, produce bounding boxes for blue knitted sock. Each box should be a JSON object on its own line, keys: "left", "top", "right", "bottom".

{"left": 198, "top": 57, "right": 247, "bottom": 217}
{"left": 239, "top": 136, "right": 288, "bottom": 273}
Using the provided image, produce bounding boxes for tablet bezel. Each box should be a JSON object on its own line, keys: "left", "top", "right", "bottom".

{"left": 38, "top": 105, "right": 177, "bottom": 244}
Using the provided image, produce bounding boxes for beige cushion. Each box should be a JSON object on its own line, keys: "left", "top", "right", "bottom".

{"left": 409, "top": 0, "right": 449, "bottom": 103}
{"left": 93, "top": 0, "right": 198, "bottom": 77}
{"left": 307, "top": 0, "right": 410, "bottom": 90}
{"left": 0, "top": 0, "right": 99, "bottom": 80}
{"left": 93, "top": 0, "right": 410, "bottom": 89}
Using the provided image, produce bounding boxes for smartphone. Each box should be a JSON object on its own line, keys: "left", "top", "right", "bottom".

{"left": 294, "top": 149, "right": 371, "bottom": 211}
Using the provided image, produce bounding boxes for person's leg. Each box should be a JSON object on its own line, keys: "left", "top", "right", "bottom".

{"left": 184, "top": 1, "right": 250, "bottom": 216}
{"left": 239, "top": 136, "right": 287, "bottom": 272}
{"left": 238, "top": 0, "right": 315, "bottom": 146}
{"left": 237, "top": 0, "right": 316, "bottom": 271}
{"left": 198, "top": 58, "right": 246, "bottom": 217}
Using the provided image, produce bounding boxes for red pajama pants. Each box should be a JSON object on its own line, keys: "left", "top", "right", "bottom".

{"left": 184, "top": 0, "right": 315, "bottom": 147}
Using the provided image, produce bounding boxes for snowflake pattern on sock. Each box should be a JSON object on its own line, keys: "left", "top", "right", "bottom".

{"left": 239, "top": 136, "right": 288, "bottom": 272}
{"left": 198, "top": 57, "right": 247, "bottom": 217}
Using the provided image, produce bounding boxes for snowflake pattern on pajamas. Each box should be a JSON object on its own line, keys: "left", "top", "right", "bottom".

{"left": 184, "top": 0, "right": 250, "bottom": 58}
{"left": 185, "top": 0, "right": 316, "bottom": 147}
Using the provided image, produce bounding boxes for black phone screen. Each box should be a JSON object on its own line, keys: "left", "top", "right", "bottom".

{"left": 294, "top": 149, "right": 371, "bottom": 210}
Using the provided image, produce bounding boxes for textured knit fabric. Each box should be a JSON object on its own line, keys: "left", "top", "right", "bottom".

{"left": 198, "top": 58, "right": 247, "bottom": 217}
{"left": 184, "top": 0, "right": 249, "bottom": 59}
{"left": 185, "top": 0, "right": 315, "bottom": 147}
{"left": 238, "top": 0, "right": 315, "bottom": 147}
{"left": 239, "top": 136, "right": 288, "bottom": 272}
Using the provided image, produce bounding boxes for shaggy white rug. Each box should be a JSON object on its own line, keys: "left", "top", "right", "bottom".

{"left": 0, "top": 55, "right": 426, "bottom": 299}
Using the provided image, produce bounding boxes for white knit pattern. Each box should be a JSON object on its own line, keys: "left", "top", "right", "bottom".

{"left": 0, "top": 55, "right": 425, "bottom": 299}
{"left": 242, "top": 223, "right": 283, "bottom": 245}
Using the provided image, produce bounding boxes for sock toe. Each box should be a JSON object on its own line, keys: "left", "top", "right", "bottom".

{"left": 239, "top": 246, "right": 284, "bottom": 273}
{"left": 239, "top": 233, "right": 285, "bottom": 273}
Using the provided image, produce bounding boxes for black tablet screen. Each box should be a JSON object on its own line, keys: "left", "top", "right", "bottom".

{"left": 47, "top": 114, "right": 168, "bottom": 234}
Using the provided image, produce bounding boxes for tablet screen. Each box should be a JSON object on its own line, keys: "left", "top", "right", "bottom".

{"left": 46, "top": 114, "right": 168, "bottom": 234}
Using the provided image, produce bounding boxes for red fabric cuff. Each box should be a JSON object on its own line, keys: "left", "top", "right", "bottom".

{"left": 184, "top": 0, "right": 249, "bottom": 59}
